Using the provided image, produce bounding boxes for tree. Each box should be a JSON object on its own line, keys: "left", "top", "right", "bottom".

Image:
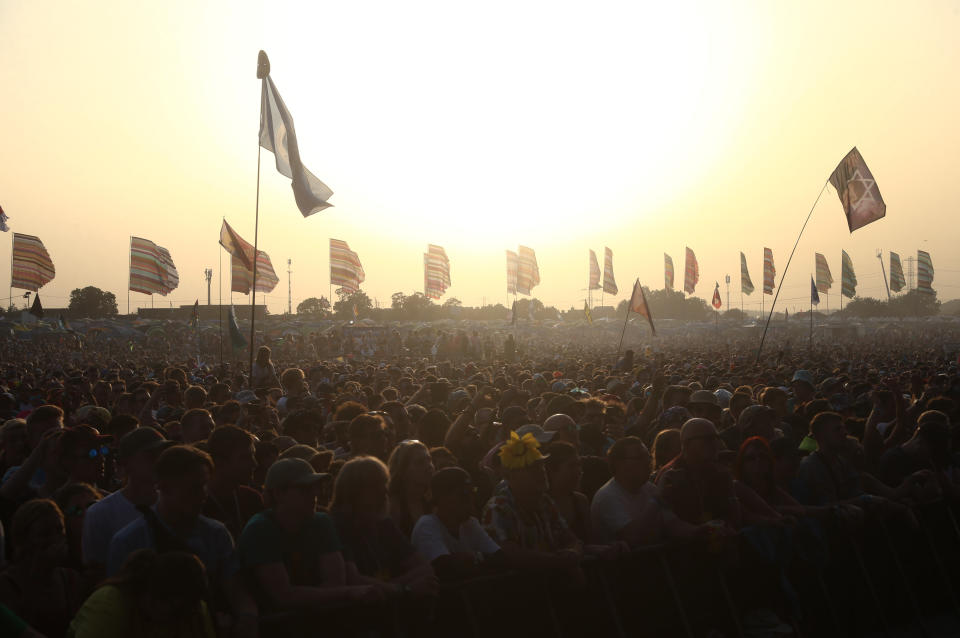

{"left": 69, "top": 286, "right": 118, "bottom": 318}
{"left": 333, "top": 290, "right": 373, "bottom": 319}
{"left": 296, "top": 296, "right": 330, "bottom": 317}
{"left": 401, "top": 293, "right": 436, "bottom": 320}
{"left": 391, "top": 292, "right": 406, "bottom": 311}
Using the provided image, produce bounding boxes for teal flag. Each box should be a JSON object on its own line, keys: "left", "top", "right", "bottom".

{"left": 228, "top": 305, "right": 247, "bottom": 351}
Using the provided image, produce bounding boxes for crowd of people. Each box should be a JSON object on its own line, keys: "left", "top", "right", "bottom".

{"left": 0, "top": 321, "right": 959, "bottom": 637}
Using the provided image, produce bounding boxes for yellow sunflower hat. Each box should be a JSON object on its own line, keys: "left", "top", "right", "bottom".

{"left": 499, "top": 431, "right": 546, "bottom": 470}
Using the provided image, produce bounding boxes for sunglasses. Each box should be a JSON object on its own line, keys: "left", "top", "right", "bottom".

{"left": 85, "top": 445, "right": 111, "bottom": 459}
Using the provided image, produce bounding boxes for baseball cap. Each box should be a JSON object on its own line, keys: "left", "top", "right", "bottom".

{"left": 118, "top": 427, "right": 174, "bottom": 458}
{"left": 515, "top": 424, "right": 556, "bottom": 444}
{"left": 791, "top": 370, "right": 815, "bottom": 389}
{"left": 60, "top": 425, "right": 113, "bottom": 457}
{"left": 265, "top": 458, "right": 330, "bottom": 491}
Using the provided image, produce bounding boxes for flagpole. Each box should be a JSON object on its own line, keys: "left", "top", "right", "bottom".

{"left": 877, "top": 250, "right": 891, "bottom": 301}
{"left": 218, "top": 240, "right": 223, "bottom": 370}
{"left": 127, "top": 236, "right": 131, "bottom": 316}
{"left": 809, "top": 277, "right": 814, "bottom": 347}
{"left": 248, "top": 124, "right": 262, "bottom": 387}
{"left": 756, "top": 179, "right": 829, "bottom": 364}
{"left": 616, "top": 302, "right": 631, "bottom": 357}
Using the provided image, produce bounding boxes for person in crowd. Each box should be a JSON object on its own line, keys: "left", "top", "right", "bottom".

{"left": 203, "top": 426, "right": 263, "bottom": 540}
{"left": 54, "top": 482, "right": 101, "bottom": 570}
{"left": 734, "top": 437, "right": 829, "bottom": 520}
{"left": 251, "top": 346, "right": 279, "bottom": 390}
{"left": 0, "top": 420, "right": 28, "bottom": 478}
{"left": 650, "top": 428, "right": 681, "bottom": 473}
{"left": 348, "top": 414, "right": 389, "bottom": 460}
{"left": 543, "top": 414, "right": 579, "bottom": 448}
{"left": 387, "top": 440, "right": 435, "bottom": 538}
{"left": 58, "top": 426, "right": 112, "bottom": 492}
{"left": 179, "top": 409, "right": 216, "bottom": 446}
{"left": 544, "top": 441, "right": 591, "bottom": 542}
{"left": 796, "top": 411, "right": 866, "bottom": 507}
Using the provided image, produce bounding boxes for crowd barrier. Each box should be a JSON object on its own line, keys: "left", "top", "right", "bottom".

{"left": 258, "top": 501, "right": 960, "bottom": 637}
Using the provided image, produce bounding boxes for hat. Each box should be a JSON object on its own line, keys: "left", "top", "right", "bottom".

{"left": 236, "top": 390, "right": 258, "bottom": 404}
{"left": 74, "top": 405, "right": 112, "bottom": 428}
{"left": 265, "top": 458, "right": 330, "bottom": 491}
{"left": 515, "top": 424, "right": 556, "bottom": 444}
{"left": 714, "top": 389, "right": 732, "bottom": 408}
{"left": 60, "top": 425, "right": 112, "bottom": 456}
{"left": 737, "top": 404, "right": 775, "bottom": 429}
{"left": 498, "top": 431, "right": 547, "bottom": 469}
{"left": 791, "top": 370, "right": 815, "bottom": 389}
{"left": 688, "top": 390, "right": 720, "bottom": 407}
{"left": 118, "top": 427, "right": 173, "bottom": 458}
{"left": 280, "top": 444, "right": 321, "bottom": 461}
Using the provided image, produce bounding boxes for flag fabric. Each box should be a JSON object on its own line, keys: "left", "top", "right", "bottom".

{"left": 190, "top": 300, "right": 199, "bottom": 327}
{"left": 763, "top": 248, "right": 775, "bottom": 295}
{"left": 830, "top": 147, "right": 886, "bottom": 232}
{"left": 602, "top": 247, "right": 618, "bottom": 295}
{"left": 0, "top": 204, "right": 9, "bottom": 232}
{"left": 353, "top": 304, "right": 359, "bottom": 319}
{"left": 811, "top": 277, "right": 820, "bottom": 305}
{"left": 232, "top": 250, "right": 279, "bottom": 294}
{"left": 917, "top": 250, "right": 935, "bottom": 295}
{"left": 664, "top": 254, "right": 674, "bottom": 291}
{"left": 889, "top": 251, "right": 905, "bottom": 293}
{"left": 219, "top": 220, "right": 255, "bottom": 272}
{"left": 329, "top": 239, "right": 365, "bottom": 293}
{"left": 814, "top": 253, "right": 833, "bottom": 294}
{"left": 259, "top": 55, "right": 333, "bottom": 217}
{"left": 129, "top": 237, "right": 178, "bottom": 295}
{"left": 740, "top": 252, "right": 755, "bottom": 295}
{"left": 712, "top": 282, "right": 722, "bottom": 309}
{"left": 510, "top": 300, "right": 517, "bottom": 326}
{"left": 583, "top": 301, "right": 593, "bottom": 325}
{"left": 228, "top": 305, "right": 246, "bottom": 351}
{"left": 841, "top": 250, "right": 857, "bottom": 299}
{"left": 29, "top": 294, "right": 43, "bottom": 319}
{"left": 59, "top": 313, "right": 71, "bottom": 332}
{"left": 628, "top": 279, "right": 656, "bottom": 335}
{"left": 516, "top": 246, "right": 540, "bottom": 296}
{"left": 683, "top": 247, "right": 698, "bottom": 294}
{"left": 424, "top": 244, "right": 451, "bottom": 300}
{"left": 506, "top": 250, "right": 519, "bottom": 295}
{"left": 11, "top": 233, "right": 55, "bottom": 291}
{"left": 588, "top": 250, "right": 601, "bottom": 290}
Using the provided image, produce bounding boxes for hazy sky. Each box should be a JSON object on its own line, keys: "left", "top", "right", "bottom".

{"left": 2, "top": 0, "right": 958, "bottom": 315}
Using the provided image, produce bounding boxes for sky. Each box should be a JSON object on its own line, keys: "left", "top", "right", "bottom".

{"left": 1, "top": 0, "right": 959, "bottom": 315}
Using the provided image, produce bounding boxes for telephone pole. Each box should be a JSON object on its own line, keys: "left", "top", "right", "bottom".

{"left": 203, "top": 268, "right": 213, "bottom": 305}
{"left": 287, "top": 259, "right": 292, "bottom": 315}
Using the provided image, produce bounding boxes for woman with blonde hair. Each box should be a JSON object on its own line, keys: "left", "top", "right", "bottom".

{"left": 387, "top": 440, "right": 435, "bottom": 537}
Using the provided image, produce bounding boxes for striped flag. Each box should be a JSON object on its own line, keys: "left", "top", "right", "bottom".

{"left": 11, "top": 233, "right": 55, "bottom": 291}
{"left": 588, "top": 250, "right": 601, "bottom": 290}
{"left": 763, "top": 248, "right": 775, "bottom": 295}
{"left": 811, "top": 277, "right": 820, "bottom": 305}
{"left": 664, "top": 254, "right": 674, "bottom": 290}
{"left": 889, "top": 251, "right": 905, "bottom": 293}
{"left": 740, "top": 252, "right": 755, "bottom": 295}
{"left": 516, "top": 246, "right": 540, "bottom": 296}
{"left": 683, "top": 247, "right": 698, "bottom": 294}
{"left": 814, "top": 253, "right": 833, "bottom": 294}
{"left": 232, "top": 250, "right": 279, "bottom": 294}
{"left": 219, "top": 220, "right": 255, "bottom": 271}
{"left": 329, "top": 239, "right": 365, "bottom": 293}
{"left": 424, "top": 244, "right": 451, "bottom": 300}
{"left": 602, "top": 247, "right": 618, "bottom": 295}
{"left": 129, "top": 237, "right": 179, "bottom": 296}
{"left": 830, "top": 147, "right": 885, "bottom": 232}
{"left": 628, "top": 279, "right": 656, "bottom": 335}
{"left": 917, "top": 250, "right": 935, "bottom": 295}
{"left": 506, "top": 250, "right": 519, "bottom": 295}
{"left": 712, "top": 282, "right": 722, "bottom": 309}
{"left": 840, "top": 250, "right": 857, "bottom": 299}
{"left": 584, "top": 301, "right": 593, "bottom": 325}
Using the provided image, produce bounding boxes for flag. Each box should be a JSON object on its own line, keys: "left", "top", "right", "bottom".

{"left": 329, "top": 239, "right": 365, "bottom": 293}
{"left": 712, "top": 282, "right": 722, "bottom": 309}
{"left": 784, "top": 308, "right": 789, "bottom": 322}
{"left": 583, "top": 301, "right": 593, "bottom": 325}
{"left": 11, "top": 233, "right": 55, "bottom": 291}
{"left": 516, "top": 246, "right": 540, "bottom": 295}
{"left": 841, "top": 250, "right": 857, "bottom": 299}
{"left": 814, "top": 253, "right": 833, "bottom": 294}
{"left": 130, "top": 237, "right": 178, "bottom": 296}
{"left": 157, "top": 247, "right": 179, "bottom": 294}
{"left": 424, "top": 244, "right": 451, "bottom": 300}
{"left": 683, "top": 247, "right": 698, "bottom": 294}
{"left": 510, "top": 300, "right": 517, "bottom": 326}
{"left": 889, "top": 251, "right": 905, "bottom": 293}
{"left": 228, "top": 305, "right": 246, "bottom": 351}
{"left": 190, "top": 300, "right": 199, "bottom": 327}
{"left": 506, "top": 250, "right": 519, "bottom": 295}
{"left": 763, "top": 248, "right": 775, "bottom": 295}
{"left": 232, "top": 250, "right": 279, "bottom": 294}
{"left": 353, "top": 304, "right": 359, "bottom": 319}
{"left": 258, "top": 52, "right": 333, "bottom": 217}
{"left": 664, "top": 254, "right": 674, "bottom": 290}
{"left": 29, "top": 294, "right": 43, "bottom": 319}
{"left": 740, "top": 252, "right": 755, "bottom": 295}
{"left": 59, "top": 313, "right": 71, "bottom": 332}
{"left": 219, "top": 220, "right": 255, "bottom": 272}
{"left": 917, "top": 250, "right": 934, "bottom": 295}
{"left": 588, "top": 250, "right": 601, "bottom": 290}
{"left": 811, "top": 277, "right": 820, "bottom": 305}
{"left": 628, "top": 279, "right": 656, "bottom": 335}
{"left": 830, "top": 147, "right": 886, "bottom": 232}
{"left": 0, "top": 204, "right": 9, "bottom": 232}
{"left": 602, "top": 247, "right": 618, "bottom": 295}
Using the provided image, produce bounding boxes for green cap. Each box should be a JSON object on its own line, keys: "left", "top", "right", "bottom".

{"left": 798, "top": 435, "right": 819, "bottom": 453}
{"left": 265, "top": 458, "right": 329, "bottom": 491}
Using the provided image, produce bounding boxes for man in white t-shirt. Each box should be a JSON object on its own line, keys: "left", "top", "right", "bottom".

{"left": 412, "top": 467, "right": 500, "bottom": 579}
{"left": 591, "top": 436, "right": 703, "bottom": 546}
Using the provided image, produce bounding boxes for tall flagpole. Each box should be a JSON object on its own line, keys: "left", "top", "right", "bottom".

{"left": 218, "top": 236, "right": 223, "bottom": 370}
{"left": 248, "top": 52, "right": 268, "bottom": 386}
{"left": 616, "top": 300, "right": 631, "bottom": 357}
{"left": 127, "top": 236, "right": 131, "bottom": 315}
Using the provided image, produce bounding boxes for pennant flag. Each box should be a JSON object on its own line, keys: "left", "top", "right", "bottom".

{"left": 0, "top": 204, "right": 9, "bottom": 232}
{"left": 219, "top": 220, "right": 255, "bottom": 272}
{"left": 830, "top": 147, "right": 886, "bottom": 232}
{"left": 506, "top": 250, "right": 519, "bottom": 295}
{"left": 740, "top": 252, "right": 755, "bottom": 295}
{"left": 588, "top": 250, "right": 601, "bottom": 290}
{"left": 510, "top": 300, "right": 517, "bottom": 326}
{"left": 129, "top": 237, "right": 179, "bottom": 296}
{"left": 11, "top": 233, "right": 55, "bottom": 291}
{"left": 232, "top": 250, "right": 279, "bottom": 294}
{"left": 583, "top": 301, "right": 593, "bottom": 325}
{"left": 712, "top": 282, "right": 722, "bottom": 309}
{"left": 353, "top": 304, "right": 360, "bottom": 319}
{"left": 628, "top": 279, "right": 656, "bottom": 335}
{"left": 841, "top": 250, "right": 857, "bottom": 299}
{"left": 917, "top": 250, "right": 935, "bottom": 295}
{"left": 228, "top": 305, "right": 246, "bottom": 351}
{"left": 889, "top": 251, "right": 905, "bottom": 293}
{"left": 258, "top": 51, "right": 333, "bottom": 217}
{"left": 329, "top": 239, "right": 365, "bottom": 293}
{"left": 424, "top": 244, "right": 451, "bottom": 300}
{"left": 664, "top": 254, "right": 674, "bottom": 291}
{"left": 516, "top": 246, "right": 540, "bottom": 296}
{"left": 763, "top": 248, "right": 775, "bottom": 295}
{"left": 811, "top": 277, "right": 820, "bottom": 305}
{"left": 683, "top": 247, "right": 698, "bottom": 294}
{"left": 190, "top": 300, "right": 199, "bottom": 327}
{"left": 814, "top": 253, "right": 833, "bottom": 294}
{"left": 602, "top": 247, "right": 618, "bottom": 295}
{"left": 29, "top": 294, "right": 43, "bottom": 319}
